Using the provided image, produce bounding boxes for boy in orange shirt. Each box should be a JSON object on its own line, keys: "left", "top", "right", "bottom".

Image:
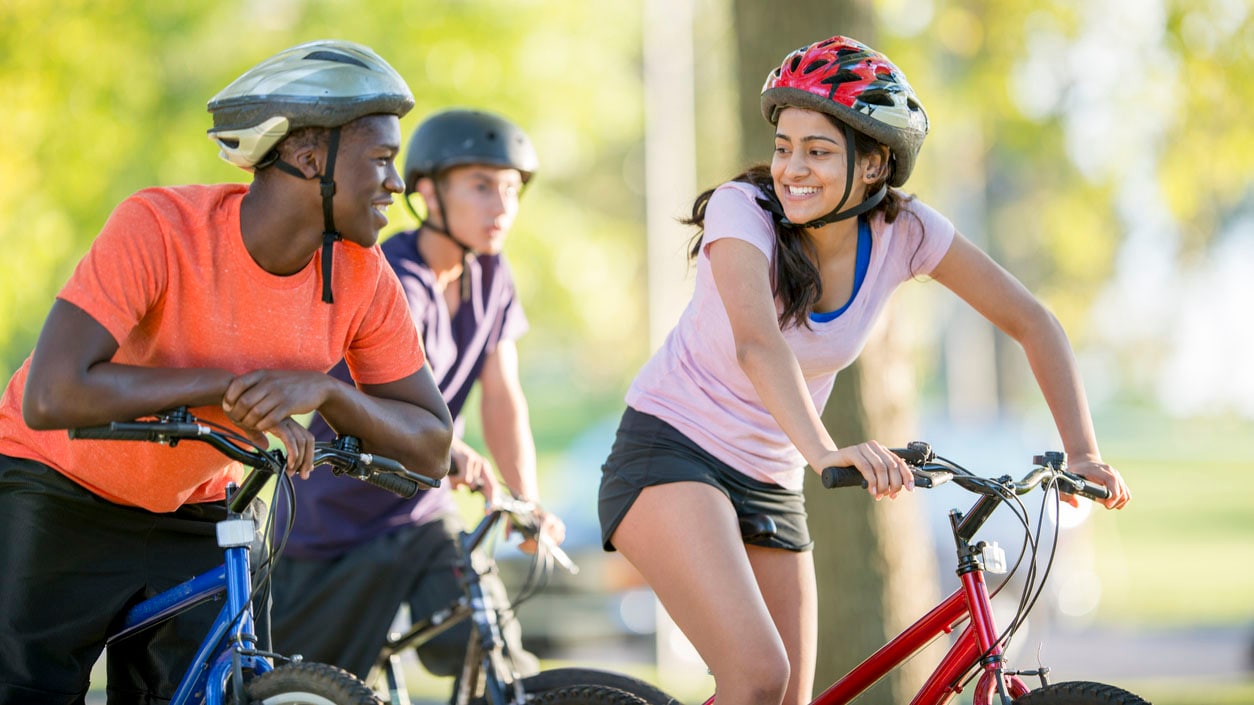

{"left": 0, "top": 40, "right": 452, "bottom": 703}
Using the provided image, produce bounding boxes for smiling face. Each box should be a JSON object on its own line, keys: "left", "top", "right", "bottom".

{"left": 424, "top": 164, "right": 523, "bottom": 255}
{"left": 770, "top": 107, "right": 882, "bottom": 227}
{"left": 330, "top": 114, "right": 404, "bottom": 248}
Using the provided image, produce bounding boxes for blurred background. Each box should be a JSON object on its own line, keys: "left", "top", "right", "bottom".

{"left": 2, "top": 0, "right": 1251, "bottom": 703}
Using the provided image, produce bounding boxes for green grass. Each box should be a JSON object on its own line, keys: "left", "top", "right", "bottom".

{"left": 1090, "top": 412, "right": 1254, "bottom": 626}
{"left": 1123, "top": 679, "right": 1254, "bottom": 705}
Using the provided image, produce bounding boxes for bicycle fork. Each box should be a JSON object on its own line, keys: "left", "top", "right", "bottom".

{"left": 947, "top": 501, "right": 1031, "bottom": 705}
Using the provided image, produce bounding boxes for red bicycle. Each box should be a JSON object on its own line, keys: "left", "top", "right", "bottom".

{"left": 703, "top": 442, "right": 1148, "bottom": 705}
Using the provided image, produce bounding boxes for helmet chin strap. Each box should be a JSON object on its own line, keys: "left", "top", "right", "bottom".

{"left": 273, "top": 127, "right": 343, "bottom": 303}
{"left": 779, "top": 123, "right": 887, "bottom": 229}
{"left": 415, "top": 182, "right": 475, "bottom": 301}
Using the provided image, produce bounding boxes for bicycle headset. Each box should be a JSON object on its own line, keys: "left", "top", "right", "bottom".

{"left": 205, "top": 39, "right": 415, "bottom": 304}
{"left": 759, "top": 35, "right": 929, "bottom": 228}
{"left": 402, "top": 108, "right": 539, "bottom": 255}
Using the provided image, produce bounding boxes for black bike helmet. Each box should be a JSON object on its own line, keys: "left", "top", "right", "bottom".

{"left": 403, "top": 109, "right": 538, "bottom": 193}
{"left": 402, "top": 109, "right": 538, "bottom": 263}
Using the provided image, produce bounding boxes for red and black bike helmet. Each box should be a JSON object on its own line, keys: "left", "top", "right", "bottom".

{"left": 760, "top": 36, "right": 928, "bottom": 226}
{"left": 762, "top": 35, "right": 928, "bottom": 187}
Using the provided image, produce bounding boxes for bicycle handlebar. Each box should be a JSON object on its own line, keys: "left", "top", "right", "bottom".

{"left": 69, "top": 408, "right": 438, "bottom": 499}
{"left": 488, "top": 496, "right": 579, "bottom": 575}
{"left": 820, "top": 441, "right": 1110, "bottom": 502}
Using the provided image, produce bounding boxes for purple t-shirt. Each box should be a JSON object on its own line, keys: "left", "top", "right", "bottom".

{"left": 626, "top": 181, "right": 954, "bottom": 490}
{"left": 280, "top": 228, "right": 528, "bottom": 559}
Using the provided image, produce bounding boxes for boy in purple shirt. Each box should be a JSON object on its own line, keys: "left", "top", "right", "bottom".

{"left": 271, "top": 109, "right": 565, "bottom": 682}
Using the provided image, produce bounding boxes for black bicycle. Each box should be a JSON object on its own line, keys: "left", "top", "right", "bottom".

{"left": 369, "top": 495, "right": 679, "bottom": 705}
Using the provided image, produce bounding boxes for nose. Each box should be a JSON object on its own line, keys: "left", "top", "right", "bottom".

{"left": 783, "top": 149, "right": 810, "bottom": 179}
{"left": 383, "top": 162, "right": 403, "bottom": 194}
{"left": 490, "top": 186, "right": 519, "bottom": 219}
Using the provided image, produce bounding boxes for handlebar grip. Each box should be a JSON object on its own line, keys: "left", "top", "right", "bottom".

{"left": 69, "top": 422, "right": 205, "bottom": 441}
{"left": 821, "top": 466, "right": 866, "bottom": 489}
{"left": 1063, "top": 474, "right": 1111, "bottom": 501}
{"left": 360, "top": 471, "right": 421, "bottom": 499}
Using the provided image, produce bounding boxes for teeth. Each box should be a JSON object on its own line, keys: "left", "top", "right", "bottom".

{"left": 789, "top": 186, "right": 818, "bottom": 195}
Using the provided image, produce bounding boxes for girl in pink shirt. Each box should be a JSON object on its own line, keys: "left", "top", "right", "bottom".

{"left": 599, "top": 35, "right": 1131, "bottom": 705}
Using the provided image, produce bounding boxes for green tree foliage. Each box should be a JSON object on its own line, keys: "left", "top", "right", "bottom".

{"left": 0, "top": 1, "right": 650, "bottom": 419}
{"left": 871, "top": 0, "right": 1253, "bottom": 409}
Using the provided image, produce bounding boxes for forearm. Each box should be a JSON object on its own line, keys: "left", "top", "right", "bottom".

{"left": 481, "top": 396, "right": 539, "bottom": 500}
{"left": 318, "top": 377, "right": 453, "bottom": 479}
{"left": 1017, "top": 312, "right": 1102, "bottom": 462}
{"left": 24, "top": 361, "right": 233, "bottom": 429}
{"left": 737, "top": 335, "right": 836, "bottom": 469}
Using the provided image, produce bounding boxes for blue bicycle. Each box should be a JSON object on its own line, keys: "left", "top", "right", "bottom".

{"left": 70, "top": 407, "right": 439, "bottom": 705}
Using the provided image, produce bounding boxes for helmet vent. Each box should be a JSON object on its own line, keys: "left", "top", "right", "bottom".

{"left": 858, "top": 89, "right": 895, "bottom": 107}
{"left": 803, "top": 59, "right": 829, "bottom": 74}
{"left": 831, "top": 69, "right": 862, "bottom": 85}
{"left": 302, "top": 50, "right": 369, "bottom": 69}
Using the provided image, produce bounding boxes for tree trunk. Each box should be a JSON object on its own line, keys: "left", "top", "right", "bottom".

{"left": 811, "top": 312, "right": 944, "bottom": 704}
{"left": 728, "top": 4, "right": 944, "bottom": 702}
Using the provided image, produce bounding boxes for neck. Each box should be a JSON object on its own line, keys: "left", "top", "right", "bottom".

{"left": 806, "top": 216, "right": 860, "bottom": 262}
{"left": 240, "top": 180, "right": 322, "bottom": 275}
{"left": 417, "top": 225, "right": 467, "bottom": 290}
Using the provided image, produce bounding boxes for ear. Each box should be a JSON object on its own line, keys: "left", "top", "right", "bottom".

{"left": 292, "top": 143, "right": 326, "bottom": 179}
{"left": 862, "top": 147, "right": 889, "bottom": 184}
{"left": 413, "top": 176, "right": 440, "bottom": 218}
{"left": 285, "top": 139, "right": 325, "bottom": 180}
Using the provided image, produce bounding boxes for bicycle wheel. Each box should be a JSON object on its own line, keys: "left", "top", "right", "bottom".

{"left": 529, "top": 685, "right": 650, "bottom": 705}
{"left": 498, "top": 667, "right": 679, "bottom": 705}
{"left": 1013, "top": 680, "right": 1149, "bottom": 704}
{"left": 241, "top": 661, "right": 379, "bottom": 704}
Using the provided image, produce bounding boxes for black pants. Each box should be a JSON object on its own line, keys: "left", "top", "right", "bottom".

{"left": 271, "top": 512, "right": 538, "bottom": 682}
{"left": 0, "top": 455, "right": 230, "bottom": 705}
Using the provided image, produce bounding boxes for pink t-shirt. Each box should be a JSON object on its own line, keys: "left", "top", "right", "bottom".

{"left": 626, "top": 181, "right": 955, "bottom": 490}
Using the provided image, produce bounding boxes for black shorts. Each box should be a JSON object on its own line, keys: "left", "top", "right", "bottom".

{"left": 598, "top": 407, "right": 812, "bottom": 553}
{"left": 0, "top": 454, "right": 231, "bottom": 704}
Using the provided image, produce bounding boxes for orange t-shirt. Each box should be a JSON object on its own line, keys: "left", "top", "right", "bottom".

{"left": 0, "top": 184, "right": 425, "bottom": 512}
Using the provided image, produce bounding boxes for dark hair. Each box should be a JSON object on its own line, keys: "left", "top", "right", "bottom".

{"left": 685, "top": 121, "right": 924, "bottom": 330}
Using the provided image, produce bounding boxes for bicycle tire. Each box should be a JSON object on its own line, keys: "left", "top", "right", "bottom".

{"left": 239, "top": 661, "right": 379, "bottom": 704}
{"left": 1013, "top": 680, "right": 1150, "bottom": 704}
{"left": 529, "top": 684, "right": 650, "bottom": 705}
{"left": 480, "top": 667, "right": 680, "bottom": 705}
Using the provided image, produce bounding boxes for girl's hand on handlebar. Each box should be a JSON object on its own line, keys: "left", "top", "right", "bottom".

{"left": 449, "top": 439, "right": 498, "bottom": 505}
{"left": 1065, "top": 458, "right": 1130, "bottom": 510}
{"left": 818, "top": 441, "right": 914, "bottom": 499}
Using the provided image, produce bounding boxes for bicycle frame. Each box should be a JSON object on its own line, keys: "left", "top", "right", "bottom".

{"left": 72, "top": 409, "right": 431, "bottom": 704}
{"left": 105, "top": 485, "right": 272, "bottom": 705}
{"left": 375, "top": 501, "right": 550, "bottom": 705}
{"left": 703, "top": 470, "right": 1064, "bottom": 705}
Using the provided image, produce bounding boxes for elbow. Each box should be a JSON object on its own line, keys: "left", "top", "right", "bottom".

{"left": 734, "top": 336, "right": 774, "bottom": 373}
{"left": 1008, "top": 300, "right": 1067, "bottom": 349}
{"left": 411, "top": 416, "right": 454, "bottom": 482}
{"left": 21, "top": 377, "right": 72, "bottom": 430}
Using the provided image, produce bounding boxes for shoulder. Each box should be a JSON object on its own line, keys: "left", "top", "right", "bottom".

{"left": 898, "top": 196, "right": 953, "bottom": 232}
{"left": 873, "top": 193, "right": 956, "bottom": 273}
{"left": 381, "top": 229, "right": 419, "bottom": 261}
{"left": 702, "top": 180, "right": 776, "bottom": 258}
{"left": 125, "top": 183, "right": 246, "bottom": 216}
{"left": 708, "top": 180, "right": 768, "bottom": 212}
